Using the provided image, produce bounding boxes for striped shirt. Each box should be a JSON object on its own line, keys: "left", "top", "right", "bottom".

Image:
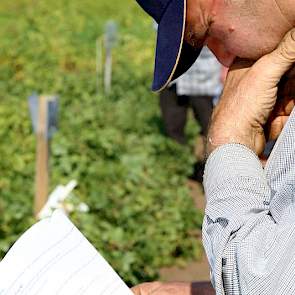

{"left": 203, "top": 108, "right": 295, "bottom": 295}
{"left": 173, "top": 46, "right": 222, "bottom": 96}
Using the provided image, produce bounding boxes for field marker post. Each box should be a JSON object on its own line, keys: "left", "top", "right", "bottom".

{"left": 28, "top": 94, "right": 58, "bottom": 217}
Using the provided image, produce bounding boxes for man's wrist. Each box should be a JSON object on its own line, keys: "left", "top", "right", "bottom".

{"left": 206, "top": 134, "right": 254, "bottom": 156}
{"left": 206, "top": 120, "right": 258, "bottom": 156}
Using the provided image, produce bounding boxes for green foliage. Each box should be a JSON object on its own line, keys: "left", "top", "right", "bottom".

{"left": 0, "top": 0, "right": 202, "bottom": 285}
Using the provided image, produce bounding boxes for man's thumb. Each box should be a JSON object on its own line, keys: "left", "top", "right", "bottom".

{"left": 256, "top": 29, "right": 295, "bottom": 81}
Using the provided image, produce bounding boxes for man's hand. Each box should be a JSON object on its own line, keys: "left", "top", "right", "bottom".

{"left": 131, "top": 281, "right": 215, "bottom": 295}
{"left": 131, "top": 282, "right": 191, "bottom": 295}
{"left": 207, "top": 29, "right": 295, "bottom": 156}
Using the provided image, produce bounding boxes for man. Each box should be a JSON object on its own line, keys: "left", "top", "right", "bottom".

{"left": 132, "top": 27, "right": 295, "bottom": 295}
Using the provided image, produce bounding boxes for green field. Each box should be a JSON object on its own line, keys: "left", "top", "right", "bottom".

{"left": 0, "top": 0, "right": 202, "bottom": 285}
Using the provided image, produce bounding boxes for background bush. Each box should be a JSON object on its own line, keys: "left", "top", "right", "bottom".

{"left": 0, "top": 0, "right": 203, "bottom": 285}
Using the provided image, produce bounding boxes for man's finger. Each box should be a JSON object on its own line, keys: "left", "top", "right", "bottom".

{"left": 273, "top": 97, "right": 295, "bottom": 116}
{"left": 255, "top": 29, "right": 295, "bottom": 82}
{"left": 131, "top": 282, "right": 163, "bottom": 295}
{"left": 268, "top": 115, "right": 289, "bottom": 140}
{"left": 131, "top": 286, "right": 140, "bottom": 295}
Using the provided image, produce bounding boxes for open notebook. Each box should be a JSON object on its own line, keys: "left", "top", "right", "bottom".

{"left": 0, "top": 210, "right": 133, "bottom": 295}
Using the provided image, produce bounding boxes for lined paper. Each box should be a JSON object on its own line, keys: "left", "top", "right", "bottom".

{"left": 0, "top": 210, "right": 133, "bottom": 295}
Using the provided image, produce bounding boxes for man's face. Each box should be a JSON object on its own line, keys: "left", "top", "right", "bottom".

{"left": 185, "top": 0, "right": 293, "bottom": 66}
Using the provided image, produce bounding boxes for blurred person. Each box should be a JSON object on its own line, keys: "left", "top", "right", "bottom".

{"left": 160, "top": 46, "right": 221, "bottom": 145}
{"left": 132, "top": 27, "right": 295, "bottom": 295}
{"left": 160, "top": 46, "right": 222, "bottom": 181}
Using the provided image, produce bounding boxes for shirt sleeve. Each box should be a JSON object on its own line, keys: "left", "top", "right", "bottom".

{"left": 202, "top": 144, "right": 271, "bottom": 292}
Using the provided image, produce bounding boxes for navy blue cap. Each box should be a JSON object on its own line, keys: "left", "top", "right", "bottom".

{"left": 136, "top": 0, "right": 202, "bottom": 91}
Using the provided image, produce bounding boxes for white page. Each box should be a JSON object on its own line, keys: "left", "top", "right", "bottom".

{"left": 0, "top": 210, "right": 133, "bottom": 295}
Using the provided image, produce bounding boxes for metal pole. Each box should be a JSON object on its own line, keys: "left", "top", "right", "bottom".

{"left": 104, "top": 47, "right": 112, "bottom": 94}
{"left": 96, "top": 37, "right": 103, "bottom": 96}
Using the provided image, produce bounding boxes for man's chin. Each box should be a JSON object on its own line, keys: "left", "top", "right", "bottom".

{"left": 217, "top": 55, "right": 235, "bottom": 67}
{"left": 209, "top": 48, "right": 235, "bottom": 67}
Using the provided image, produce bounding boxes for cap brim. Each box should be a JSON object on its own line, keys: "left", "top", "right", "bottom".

{"left": 152, "top": 0, "right": 202, "bottom": 92}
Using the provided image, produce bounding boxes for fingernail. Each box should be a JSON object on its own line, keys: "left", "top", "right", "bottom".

{"left": 291, "top": 29, "right": 295, "bottom": 41}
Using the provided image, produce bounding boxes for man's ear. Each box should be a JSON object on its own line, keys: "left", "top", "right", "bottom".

{"left": 206, "top": 36, "right": 236, "bottom": 66}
